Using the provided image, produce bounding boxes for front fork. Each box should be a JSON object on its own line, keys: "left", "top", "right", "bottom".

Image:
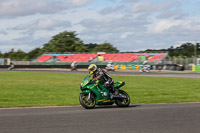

{"left": 88, "top": 93, "right": 91, "bottom": 100}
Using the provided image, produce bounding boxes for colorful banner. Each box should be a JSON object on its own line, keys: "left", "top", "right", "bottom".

{"left": 192, "top": 65, "right": 200, "bottom": 71}
{"left": 114, "top": 64, "right": 142, "bottom": 70}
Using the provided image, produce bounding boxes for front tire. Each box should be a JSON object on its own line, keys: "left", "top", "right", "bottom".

{"left": 115, "top": 90, "right": 130, "bottom": 107}
{"left": 79, "top": 93, "right": 96, "bottom": 109}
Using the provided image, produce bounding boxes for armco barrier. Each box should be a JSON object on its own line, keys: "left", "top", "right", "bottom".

{"left": 0, "top": 64, "right": 184, "bottom": 71}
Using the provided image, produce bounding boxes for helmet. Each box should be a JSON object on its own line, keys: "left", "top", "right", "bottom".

{"left": 88, "top": 64, "right": 97, "bottom": 75}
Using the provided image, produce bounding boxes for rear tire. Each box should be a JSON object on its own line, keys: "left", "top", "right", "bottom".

{"left": 115, "top": 90, "right": 130, "bottom": 107}
{"left": 79, "top": 93, "right": 96, "bottom": 109}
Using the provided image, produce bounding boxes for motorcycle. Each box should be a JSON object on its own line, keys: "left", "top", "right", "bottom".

{"left": 79, "top": 75, "right": 130, "bottom": 109}
{"left": 105, "top": 63, "right": 115, "bottom": 72}
{"left": 139, "top": 65, "right": 150, "bottom": 73}
{"left": 71, "top": 66, "right": 77, "bottom": 71}
{"left": 71, "top": 61, "right": 77, "bottom": 71}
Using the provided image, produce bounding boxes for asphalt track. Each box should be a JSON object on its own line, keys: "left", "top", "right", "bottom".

{"left": 0, "top": 103, "right": 200, "bottom": 133}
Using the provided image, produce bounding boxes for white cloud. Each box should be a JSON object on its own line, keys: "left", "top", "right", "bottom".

{"left": 181, "top": 19, "right": 200, "bottom": 32}
{"left": 0, "top": 30, "right": 26, "bottom": 41}
{"left": 37, "top": 19, "right": 56, "bottom": 29}
{"left": 14, "top": 19, "right": 72, "bottom": 30}
{"left": 120, "top": 32, "right": 133, "bottom": 39}
{"left": 0, "top": 42, "right": 40, "bottom": 53}
{"left": 130, "top": 1, "right": 176, "bottom": 13}
{"left": 99, "top": 5, "right": 126, "bottom": 15}
{"left": 148, "top": 19, "right": 181, "bottom": 33}
{"left": 0, "top": 0, "right": 94, "bottom": 17}
{"left": 66, "top": 0, "right": 93, "bottom": 6}
{"left": 33, "top": 30, "right": 60, "bottom": 40}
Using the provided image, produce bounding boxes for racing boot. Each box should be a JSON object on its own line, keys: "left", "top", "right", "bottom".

{"left": 110, "top": 86, "right": 116, "bottom": 99}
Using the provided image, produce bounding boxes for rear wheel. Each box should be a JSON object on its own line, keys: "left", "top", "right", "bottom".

{"left": 115, "top": 90, "right": 130, "bottom": 107}
{"left": 79, "top": 93, "right": 96, "bottom": 109}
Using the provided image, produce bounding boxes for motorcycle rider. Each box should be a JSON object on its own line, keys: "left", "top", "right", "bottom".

{"left": 106, "top": 62, "right": 115, "bottom": 71}
{"left": 71, "top": 61, "right": 77, "bottom": 71}
{"left": 88, "top": 64, "right": 119, "bottom": 99}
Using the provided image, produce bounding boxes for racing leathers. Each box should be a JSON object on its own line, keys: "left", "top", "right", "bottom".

{"left": 92, "top": 68, "right": 118, "bottom": 97}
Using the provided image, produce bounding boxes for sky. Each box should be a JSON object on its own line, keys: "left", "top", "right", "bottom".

{"left": 0, "top": 0, "right": 200, "bottom": 53}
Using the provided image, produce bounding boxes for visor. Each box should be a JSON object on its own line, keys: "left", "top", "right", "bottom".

{"left": 89, "top": 70, "right": 94, "bottom": 75}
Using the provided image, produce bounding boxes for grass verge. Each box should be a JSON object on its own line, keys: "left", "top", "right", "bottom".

{"left": 0, "top": 71, "right": 199, "bottom": 107}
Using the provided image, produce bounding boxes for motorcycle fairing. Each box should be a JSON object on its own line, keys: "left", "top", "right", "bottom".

{"left": 91, "top": 81, "right": 114, "bottom": 105}
{"left": 113, "top": 81, "right": 125, "bottom": 89}
{"left": 80, "top": 90, "right": 91, "bottom": 94}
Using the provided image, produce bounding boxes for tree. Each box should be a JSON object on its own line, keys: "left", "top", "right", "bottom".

{"left": 2, "top": 49, "right": 14, "bottom": 58}
{"left": 85, "top": 43, "right": 98, "bottom": 51}
{"left": 168, "top": 43, "right": 197, "bottom": 57}
{"left": 5, "top": 49, "right": 28, "bottom": 60}
{"left": 42, "top": 31, "right": 88, "bottom": 53}
{"left": 0, "top": 51, "right": 2, "bottom": 58}
{"left": 91, "top": 42, "right": 119, "bottom": 53}
{"left": 27, "top": 48, "right": 42, "bottom": 60}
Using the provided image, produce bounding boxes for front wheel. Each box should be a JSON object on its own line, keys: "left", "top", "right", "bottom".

{"left": 115, "top": 90, "right": 130, "bottom": 107}
{"left": 79, "top": 93, "right": 96, "bottom": 109}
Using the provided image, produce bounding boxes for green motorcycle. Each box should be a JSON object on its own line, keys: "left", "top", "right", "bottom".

{"left": 79, "top": 75, "right": 130, "bottom": 109}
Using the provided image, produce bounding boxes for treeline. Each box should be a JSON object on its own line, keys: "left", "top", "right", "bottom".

{"left": 0, "top": 31, "right": 199, "bottom": 60}
{"left": 0, "top": 31, "right": 119, "bottom": 60}
{"left": 137, "top": 42, "right": 200, "bottom": 57}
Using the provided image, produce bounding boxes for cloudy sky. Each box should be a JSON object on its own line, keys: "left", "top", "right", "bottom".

{"left": 0, "top": 0, "right": 200, "bottom": 53}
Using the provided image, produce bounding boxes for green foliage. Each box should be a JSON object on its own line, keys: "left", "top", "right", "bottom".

{"left": 138, "top": 48, "right": 168, "bottom": 53}
{"left": 168, "top": 43, "right": 200, "bottom": 57}
{"left": 2, "top": 49, "right": 28, "bottom": 60}
{"left": 26, "top": 48, "right": 42, "bottom": 60}
{"left": 0, "top": 71, "right": 200, "bottom": 107}
{"left": 85, "top": 43, "right": 98, "bottom": 52}
{"left": 42, "top": 31, "right": 88, "bottom": 53}
{"left": 138, "top": 42, "right": 200, "bottom": 57}
{"left": 85, "top": 43, "right": 98, "bottom": 49}
{"left": 0, "top": 52, "right": 2, "bottom": 58}
{"left": 41, "top": 32, "right": 118, "bottom": 53}
{"left": 91, "top": 42, "right": 119, "bottom": 52}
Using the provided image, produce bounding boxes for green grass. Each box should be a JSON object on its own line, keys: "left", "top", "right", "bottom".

{"left": 0, "top": 71, "right": 200, "bottom": 107}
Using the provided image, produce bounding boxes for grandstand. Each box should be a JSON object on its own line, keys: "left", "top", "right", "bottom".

{"left": 103, "top": 53, "right": 138, "bottom": 62}
{"left": 34, "top": 55, "right": 53, "bottom": 62}
{"left": 147, "top": 54, "right": 166, "bottom": 62}
{"left": 57, "top": 54, "right": 97, "bottom": 63}
{"left": 33, "top": 53, "right": 168, "bottom": 64}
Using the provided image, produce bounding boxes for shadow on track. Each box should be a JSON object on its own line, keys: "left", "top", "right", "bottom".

{"left": 94, "top": 104, "right": 141, "bottom": 109}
